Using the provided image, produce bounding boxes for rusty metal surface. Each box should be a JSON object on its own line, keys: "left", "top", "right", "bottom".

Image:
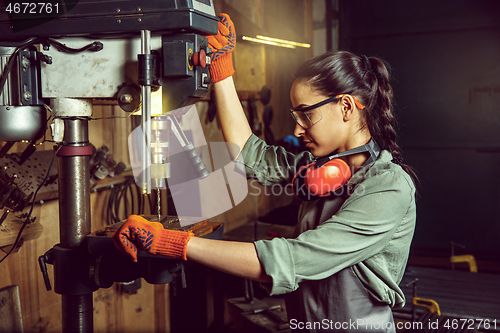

{"left": 228, "top": 297, "right": 291, "bottom": 333}
{"left": 0, "top": 150, "right": 59, "bottom": 204}
{"left": 0, "top": 285, "right": 23, "bottom": 333}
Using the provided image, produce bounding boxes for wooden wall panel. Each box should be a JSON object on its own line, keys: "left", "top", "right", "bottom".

{"left": 0, "top": 200, "right": 62, "bottom": 332}
{"left": 154, "top": 284, "right": 171, "bottom": 333}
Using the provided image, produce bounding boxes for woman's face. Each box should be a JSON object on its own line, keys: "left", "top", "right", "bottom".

{"left": 290, "top": 80, "right": 350, "bottom": 158}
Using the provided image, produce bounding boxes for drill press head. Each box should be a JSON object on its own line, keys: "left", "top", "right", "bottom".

{"left": 0, "top": 0, "right": 218, "bottom": 195}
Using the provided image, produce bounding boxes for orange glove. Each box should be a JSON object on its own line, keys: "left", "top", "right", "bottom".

{"left": 207, "top": 13, "right": 236, "bottom": 83}
{"left": 113, "top": 215, "right": 193, "bottom": 262}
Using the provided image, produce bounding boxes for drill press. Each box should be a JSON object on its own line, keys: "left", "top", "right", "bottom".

{"left": 0, "top": 1, "right": 218, "bottom": 331}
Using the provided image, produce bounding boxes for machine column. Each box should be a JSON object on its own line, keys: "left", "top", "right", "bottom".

{"left": 58, "top": 117, "right": 93, "bottom": 333}
{"left": 58, "top": 118, "right": 91, "bottom": 248}
{"left": 51, "top": 97, "right": 95, "bottom": 333}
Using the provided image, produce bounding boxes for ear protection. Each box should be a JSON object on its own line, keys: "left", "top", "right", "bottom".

{"left": 292, "top": 139, "right": 380, "bottom": 201}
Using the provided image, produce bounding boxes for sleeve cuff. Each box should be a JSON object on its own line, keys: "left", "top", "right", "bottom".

{"left": 239, "top": 134, "right": 263, "bottom": 176}
{"left": 154, "top": 230, "right": 194, "bottom": 261}
{"left": 254, "top": 238, "right": 298, "bottom": 295}
{"left": 209, "top": 52, "right": 235, "bottom": 83}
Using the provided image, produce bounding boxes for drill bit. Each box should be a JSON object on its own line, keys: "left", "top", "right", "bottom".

{"left": 157, "top": 189, "right": 161, "bottom": 222}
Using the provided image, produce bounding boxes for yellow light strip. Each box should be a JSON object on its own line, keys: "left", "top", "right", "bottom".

{"left": 241, "top": 36, "right": 296, "bottom": 49}
{"left": 256, "top": 35, "right": 311, "bottom": 48}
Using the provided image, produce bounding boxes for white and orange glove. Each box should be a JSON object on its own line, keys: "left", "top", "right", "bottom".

{"left": 207, "top": 13, "right": 236, "bottom": 83}
{"left": 113, "top": 215, "right": 193, "bottom": 262}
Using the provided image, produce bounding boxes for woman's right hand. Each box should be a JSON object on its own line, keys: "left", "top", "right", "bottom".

{"left": 207, "top": 13, "right": 236, "bottom": 83}
{"left": 207, "top": 14, "right": 252, "bottom": 156}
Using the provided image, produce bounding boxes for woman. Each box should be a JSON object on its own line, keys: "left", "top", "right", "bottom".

{"left": 114, "top": 14, "right": 416, "bottom": 332}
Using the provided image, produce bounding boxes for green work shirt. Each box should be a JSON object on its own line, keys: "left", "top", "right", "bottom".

{"left": 240, "top": 134, "right": 416, "bottom": 309}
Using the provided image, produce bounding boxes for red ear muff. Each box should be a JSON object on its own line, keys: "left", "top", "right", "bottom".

{"left": 304, "top": 159, "right": 351, "bottom": 197}
{"left": 291, "top": 139, "right": 380, "bottom": 200}
{"left": 292, "top": 158, "right": 351, "bottom": 200}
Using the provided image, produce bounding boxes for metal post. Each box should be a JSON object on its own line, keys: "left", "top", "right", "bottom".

{"left": 57, "top": 117, "right": 93, "bottom": 333}
{"left": 141, "top": 29, "right": 152, "bottom": 195}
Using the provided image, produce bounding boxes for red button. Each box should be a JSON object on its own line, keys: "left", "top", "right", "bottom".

{"left": 193, "top": 49, "right": 207, "bottom": 68}
{"left": 199, "top": 49, "right": 206, "bottom": 68}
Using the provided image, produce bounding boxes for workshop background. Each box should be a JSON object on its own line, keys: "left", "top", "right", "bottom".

{"left": 1, "top": 0, "right": 499, "bottom": 332}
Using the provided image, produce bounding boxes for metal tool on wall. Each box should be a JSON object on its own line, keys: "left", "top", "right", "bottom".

{"left": 263, "top": 105, "right": 274, "bottom": 145}
{"left": 239, "top": 85, "right": 273, "bottom": 138}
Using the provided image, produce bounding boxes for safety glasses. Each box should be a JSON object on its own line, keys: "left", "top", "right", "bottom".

{"left": 290, "top": 94, "right": 365, "bottom": 129}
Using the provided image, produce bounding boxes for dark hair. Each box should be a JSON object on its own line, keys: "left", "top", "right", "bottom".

{"left": 294, "top": 51, "right": 418, "bottom": 185}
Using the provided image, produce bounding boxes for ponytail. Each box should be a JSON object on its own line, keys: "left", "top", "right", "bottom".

{"left": 294, "top": 51, "right": 419, "bottom": 187}
{"left": 361, "top": 55, "right": 419, "bottom": 186}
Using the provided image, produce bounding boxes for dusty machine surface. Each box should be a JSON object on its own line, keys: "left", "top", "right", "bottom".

{"left": 0, "top": 1, "right": 223, "bottom": 332}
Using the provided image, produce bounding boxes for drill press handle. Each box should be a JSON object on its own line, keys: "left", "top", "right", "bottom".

{"left": 168, "top": 115, "right": 210, "bottom": 179}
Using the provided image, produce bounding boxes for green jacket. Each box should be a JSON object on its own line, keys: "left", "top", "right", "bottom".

{"left": 240, "top": 134, "right": 416, "bottom": 308}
